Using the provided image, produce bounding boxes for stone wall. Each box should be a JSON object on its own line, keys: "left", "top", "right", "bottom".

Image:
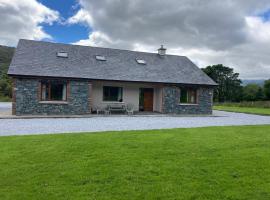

{"left": 14, "top": 78, "right": 91, "bottom": 115}
{"left": 13, "top": 78, "right": 213, "bottom": 115}
{"left": 162, "top": 86, "right": 213, "bottom": 115}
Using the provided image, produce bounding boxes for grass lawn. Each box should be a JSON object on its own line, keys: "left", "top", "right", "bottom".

{"left": 1, "top": 126, "right": 270, "bottom": 200}
{"left": 0, "top": 95, "right": 11, "bottom": 102}
{"left": 214, "top": 105, "right": 270, "bottom": 115}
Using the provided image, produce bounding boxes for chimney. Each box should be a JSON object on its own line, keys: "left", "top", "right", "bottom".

{"left": 158, "top": 45, "right": 166, "bottom": 56}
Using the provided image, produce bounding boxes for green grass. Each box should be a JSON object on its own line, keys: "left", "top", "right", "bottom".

{"left": 1, "top": 126, "right": 270, "bottom": 199}
{"left": 0, "top": 95, "right": 11, "bottom": 102}
{"left": 214, "top": 105, "right": 270, "bottom": 115}
{"left": 215, "top": 101, "right": 270, "bottom": 108}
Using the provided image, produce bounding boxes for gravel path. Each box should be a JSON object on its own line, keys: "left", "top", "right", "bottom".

{"left": 0, "top": 110, "right": 270, "bottom": 136}
{"left": 0, "top": 102, "right": 11, "bottom": 115}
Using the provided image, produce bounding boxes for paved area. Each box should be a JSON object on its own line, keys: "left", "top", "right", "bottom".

{"left": 0, "top": 109, "right": 270, "bottom": 136}
{"left": 0, "top": 102, "right": 11, "bottom": 116}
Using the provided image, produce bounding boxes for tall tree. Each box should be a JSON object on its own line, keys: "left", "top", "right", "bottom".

{"left": 256, "top": 87, "right": 265, "bottom": 101}
{"left": 243, "top": 84, "right": 262, "bottom": 101}
{"left": 264, "top": 79, "right": 270, "bottom": 100}
{"left": 202, "top": 64, "right": 242, "bottom": 102}
{"left": 0, "top": 45, "right": 14, "bottom": 99}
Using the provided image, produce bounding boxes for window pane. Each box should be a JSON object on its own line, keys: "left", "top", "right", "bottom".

{"left": 51, "top": 83, "right": 64, "bottom": 100}
{"left": 189, "top": 90, "right": 197, "bottom": 104}
{"left": 41, "top": 83, "right": 49, "bottom": 101}
{"left": 40, "top": 81, "right": 67, "bottom": 101}
{"left": 180, "top": 88, "right": 197, "bottom": 104}
{"left": 103, "top": 86, "right": 123, "bottom": 102}
{"left": 62, "top": 84, "right": 67, "bottom": 101}
{"left": 180, "top": 89, "right": 188, "bottom": 103}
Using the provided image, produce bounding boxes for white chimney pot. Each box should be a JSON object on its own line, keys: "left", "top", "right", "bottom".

{"left": 158, "top": 45, "right": 166, "bottom": 56}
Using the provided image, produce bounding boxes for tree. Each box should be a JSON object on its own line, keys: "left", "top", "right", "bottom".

{"left": 0, "top": 45, "right": 14, "bottom": 99}
{"left": 0, "top": 63, "right": 12, "bottom": 98}
{"left": 243, "top": 84, "right": 262, "bottom": 101}
{"left": 256, "top": 87, "right": 265, "bottom": 100}
{"left": 264, "top": 79, "right": 270, "bottom": 100}
{"left": 202, "top": 64, "right": 242, "bottom": 102}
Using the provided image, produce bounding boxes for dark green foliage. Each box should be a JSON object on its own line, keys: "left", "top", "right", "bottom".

{"left": 264, "top": 79, "right": 270, "bottom": 100}
{"left": 202, "top": 64, "right": 242, "bottom": 102}
{"left": 256, "top": 87, "right": 265, "bottom": 100}
{"left": 243, "top": 84, "right": 264, "bottom": 101}
{"left": 0, "top": 45, "right": 15, "bottom": 100}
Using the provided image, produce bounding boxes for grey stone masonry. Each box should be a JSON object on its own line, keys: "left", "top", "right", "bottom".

{"left": 14, "top": 78, "right": 91, "bottom": 115}
{"left": 162, "top": 86, "right": 213, "bottom": 114}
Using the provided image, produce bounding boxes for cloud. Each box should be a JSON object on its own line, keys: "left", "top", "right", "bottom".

{"left": 246, "top": 16, "right": 270, "bottom": 43}
{"left": 68, "top": 0, "right": 270, "bottom": 79}
{"left": 0, "top": 0, "right": 59, "bottom": 46}
{"left": 74, "top": 31, "right": 112, "bottom": 47}
{"left": 66, "top": 8, "right": 93, "bottom": 26}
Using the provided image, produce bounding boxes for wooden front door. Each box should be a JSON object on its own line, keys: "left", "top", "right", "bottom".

{"left": 143, "top": 89, "right": 153, "bottom": 111}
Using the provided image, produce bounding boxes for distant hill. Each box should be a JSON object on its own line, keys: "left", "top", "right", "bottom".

{"left": 241, "top": 79, "right": 266, "bottom": 86}
{"left": 0, "top": 45, "right": 15, "bottom": 76}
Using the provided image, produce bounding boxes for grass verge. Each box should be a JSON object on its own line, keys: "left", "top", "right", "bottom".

{"left": 1, "top": 126, "right": 270, "bottom": 199}
{"left": 214, "top": 105, "right": 270, "bottom": 115}
{"left": 0, "top": 95, "right": 11, "bottom": 102}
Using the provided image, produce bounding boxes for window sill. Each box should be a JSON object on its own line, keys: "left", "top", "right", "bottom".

{"left": 102, "top": 101, "right": 125, "bottom": 104}
{"left": 39, "top": 101, "right": 68, "bottom": 104}
{"left": 179, "top": 103, "right": 199, "bottom": 106}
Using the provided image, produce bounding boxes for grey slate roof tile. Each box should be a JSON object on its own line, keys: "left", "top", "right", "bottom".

{"left": 8, "top": 39, "right": 217, "bottom": 86}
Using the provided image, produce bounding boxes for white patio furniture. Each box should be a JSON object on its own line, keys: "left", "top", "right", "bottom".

{"left": 108, "top": 104, "right": 126, "bottom": 113}
{"left": 94, "top": 105, "right": 102, "bottom": 114}
{"left": 126, "top": 103, "right": 134, "bottom": 115}
{"left": 104, "top": 105, "right": 111, "bottom": 115}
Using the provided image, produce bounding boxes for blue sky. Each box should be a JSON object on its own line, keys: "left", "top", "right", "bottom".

{"left": 259, "top": 9, "right": 270, "bottom": 21}
{"left": 39, "top": 0, "right": 90, "bottom": 44}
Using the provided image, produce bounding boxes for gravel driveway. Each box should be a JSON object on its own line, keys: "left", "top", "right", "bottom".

{"left": 0, "top": 102, "right": 11, "bottom": 116}
{"left": 0, "top": 110, "right": 270, "bottom": 136}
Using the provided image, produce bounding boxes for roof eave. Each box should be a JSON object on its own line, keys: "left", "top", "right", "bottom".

{"left": 8, "top": 74, "right": 218, "bottom": 86}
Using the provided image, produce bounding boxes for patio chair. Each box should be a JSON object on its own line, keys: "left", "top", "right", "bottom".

{"left": 104, "top": 105, "right": 111, "bottom": 115}
{"left": 94, "top": 105, "right": 102, "bottom": 114}
{"left": 126, "top": 103, "right": 134, "bottom": 115}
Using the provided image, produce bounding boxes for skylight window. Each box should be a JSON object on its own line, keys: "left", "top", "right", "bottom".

{"left": 56, "top": 52, "right": 68, "bottom": 58}
{"left": 95, "top": 55, "right": 106, "bottom": 61}
{"left": 136, "top": 59, "right": 146, "bottom": 65}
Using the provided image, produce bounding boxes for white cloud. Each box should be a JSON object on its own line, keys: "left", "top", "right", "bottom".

{"left": 0, "top": 0, "right": 59, "bottom": 46}
{"left": 246, "top": 16, "right": 270, "bottom": 43}
{"left": 74, "top": 31, "right": 112, "bottom": 46}
{"left": 66, "top": 9, "right": 93, "bottom": 26}
{"left": 68, "top": 0, "right": 270, "bottom": 79}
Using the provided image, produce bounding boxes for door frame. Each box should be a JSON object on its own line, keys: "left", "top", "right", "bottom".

{"left": 139, "top": 88, "right": 154, "bottom": 111}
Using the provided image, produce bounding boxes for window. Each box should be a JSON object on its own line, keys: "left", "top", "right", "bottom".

{"left": 57, "top": 52, "right": 68, "bottom": 58}
{"left": 180, "top": 88, "right": 197, "bottom": 104}
{"left": 41, "top": 81, "right": 67, "bottom": 101}
{"left": 103, "top": 86, "right": 123, "bottom": 102}
{"left": 95, "top": 55, "right": 106, "bottom": 61}
{"left": 136, "top": 59, "right": 146, "bottom": 64}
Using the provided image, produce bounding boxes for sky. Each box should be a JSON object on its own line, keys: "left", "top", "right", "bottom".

{"left": 0, "top": 0, "right": 270, "bottom": 80}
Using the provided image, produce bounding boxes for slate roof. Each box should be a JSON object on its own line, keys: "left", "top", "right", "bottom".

{"left": 8, "top": 39, "right": 217, "bottom": 86}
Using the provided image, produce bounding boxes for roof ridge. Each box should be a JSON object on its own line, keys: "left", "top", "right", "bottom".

{"left": 18, "top": 39, "right": 187, "bottom": 58}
